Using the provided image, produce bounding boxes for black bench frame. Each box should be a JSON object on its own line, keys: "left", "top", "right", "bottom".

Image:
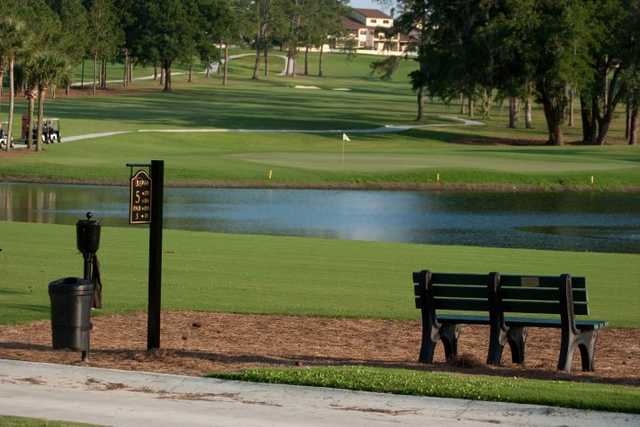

{"left": 413, "top": 270, "right": 607, "bottom": 372}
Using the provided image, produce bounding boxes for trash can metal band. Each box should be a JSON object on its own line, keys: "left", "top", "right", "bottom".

{"left": 49, "top": 277, "right": 93, "bottom": 352}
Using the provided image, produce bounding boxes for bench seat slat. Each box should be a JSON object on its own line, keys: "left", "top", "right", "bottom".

{"left": 435, "top": 315, "right": 607, "bottom": 330}
{"left": 437, "top": 314, "right": 490, "bottom": 325}
{"left": 504, "top": 317, "right": 608, "bottom": 330}
{"left": 501, "top": 287, "right": 587, "bottom": 303}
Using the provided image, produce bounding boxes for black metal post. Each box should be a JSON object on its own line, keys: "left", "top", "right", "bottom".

{"left": 83, "top": 253, "right": 91, "bottom": 281}
{"left": 147, "top": 160, "right": 164, "bottom": 350}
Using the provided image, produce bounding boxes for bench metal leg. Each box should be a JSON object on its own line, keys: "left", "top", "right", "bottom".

{"left": 577, "top": 330, "right": 598, "bottom": 372}
{"left": 487, "top": 326, "right": 505, "bottom": 365}
{"left": 507, "top": 327, "right": 526, "bottom": 364}
{"left": 419, "top": 322, "right": 459, "bottom": 363}
{"left": 419, "top": 319, "right": 440, "bottom": 364}
{"left": 559, "top": 329, "right": 598, "bottom": 372}
{"left": 558, "top": 328, "right": 575, "bottom": 372}
{"left": 419, "top": 327, "right": 438, "bottom": 364}
{"left": 488, "top": 326, "right": 526, "bottom": 365}
{"left": 440, "top": 324, "right": 460, "bottom": 362}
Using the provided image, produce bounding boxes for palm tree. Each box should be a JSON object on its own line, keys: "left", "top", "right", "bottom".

{"left": 19, "top": 61, "right": 38, "bottom": 151}
{"left": 26, "top": 52, "right": 67, "bottom": 152}
{"left": 0, "top": 17, "right": 27, "bottom": 151}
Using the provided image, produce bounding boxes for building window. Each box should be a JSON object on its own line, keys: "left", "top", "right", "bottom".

{"left": 383, "top": 20, "right": 389, "bottom": 24}
{"left": 370, "top": 19, "right": 377, "bottom": 24}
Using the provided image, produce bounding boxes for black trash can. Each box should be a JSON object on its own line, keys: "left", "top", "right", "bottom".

{"left": 76, "top": 213, "right": 101, "bottom": 254}
{"left": 49, "top": 277, "right": 93, "bottom": 358}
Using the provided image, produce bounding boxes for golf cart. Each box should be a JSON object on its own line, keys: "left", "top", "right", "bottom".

{"left": 0, "top": 122, "right": 11, "bottom": 150}
{"left": 31, "top": 118, "right": 62, "bottom": 144}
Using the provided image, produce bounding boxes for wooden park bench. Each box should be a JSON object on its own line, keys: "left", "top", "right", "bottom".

{"left": 412, "top": 271, "right": 607, "bottom": 372}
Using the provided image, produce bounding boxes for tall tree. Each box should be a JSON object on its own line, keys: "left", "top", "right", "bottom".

{"left": 128, "top": 0, "right": 198, "bottom": 92}
{"left": 217, "top": 0, "right": 252, "bottom": 85}
{"left": 12, "top": 0, "right": 61, "bottom": 149}
{"left": 318, "top": 0, "right": 348, "bottom": 77}
{"left": 0, "top": 16, "right": 27, "bottom": 151}
{"left": 519, "top": 0, "right": 593, "bottom": 145}
{"left": 48, "top": 0, "right": 89, "bottom": 82}
{"left": 298, "top": 0, "right": 347, "bottom": 77}
{"left": 624, "top": 1, "right": 640, "bottom": 145}
{"left": 580, "top": 0, "right": 640, "bottom": 145}
{"left": 282, "top": 0, "right": 304, "bottom": 77}
{"left": 251, "top": 0, "right": 286, "bottom": 80}
{"left": 25, "top": 52, "right": 67, "bottom": 151}
{"left": 87, "top": 0, "right": 122, "bottom": 94}
{"left": 394, "top": 1, "right": 430, "bottom": 120}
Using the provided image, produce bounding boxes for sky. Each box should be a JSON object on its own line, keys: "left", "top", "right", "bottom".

{"left": 349, "top": 0, "right": 394, "bottom": 13}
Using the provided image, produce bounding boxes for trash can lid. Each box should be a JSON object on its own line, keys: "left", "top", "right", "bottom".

{"left": 48, "top": 277, "right": 93, "bottom": 294}
{"left": 76, "top": 212, "right": 100, "bottom": 227}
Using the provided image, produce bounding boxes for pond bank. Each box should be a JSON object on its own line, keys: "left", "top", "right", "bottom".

{"left": 3, "top": 176, "right": 640, "bottom": 193}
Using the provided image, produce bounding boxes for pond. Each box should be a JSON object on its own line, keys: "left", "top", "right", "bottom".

{"left": 1, "top": 182, "right": 639, "bottom": 253}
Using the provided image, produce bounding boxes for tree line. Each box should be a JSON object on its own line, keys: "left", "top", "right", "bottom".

{"left": 0, "top": 0, "right": 348, "bottom": 152}
{"left": 391, "top": 0, "right": 640, "bottom": 146}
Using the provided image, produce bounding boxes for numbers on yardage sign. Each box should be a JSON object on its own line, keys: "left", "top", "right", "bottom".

{"left": 129, "top": 170, "right": 152, "bottom": 224}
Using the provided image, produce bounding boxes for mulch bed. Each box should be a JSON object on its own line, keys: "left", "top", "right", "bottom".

{"left": 0, "top": 311, "right": 638, "bottom": 386}
{"left": 0, "top": 149, "right": 40, "bottom": 159}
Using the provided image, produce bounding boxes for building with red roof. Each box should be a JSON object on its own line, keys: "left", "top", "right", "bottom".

{"left": 340, "top": 8, "right": 412, "bottom": 53}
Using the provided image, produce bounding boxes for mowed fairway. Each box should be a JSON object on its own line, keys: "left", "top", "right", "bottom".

{"left": 1, "top": 130, "right": 639, "bottom": 188}
{"left": 232, "top": 150, "right": 638, "bottom": 173}
{"left": 1, "top": 53, "right": 639, "bottom": 189}
{"left": 1, "top": 222, "right": 638, "bottom": 327}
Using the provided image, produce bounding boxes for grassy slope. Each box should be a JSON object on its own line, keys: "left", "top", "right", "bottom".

{"left": 1, "top": 222, "right": 638, "bottom": 327}
{"left": 1, "top": 53, "right": 639, "bottom": 189}
{"left": 212, "top": 366, "right": 640, "bottom": 414}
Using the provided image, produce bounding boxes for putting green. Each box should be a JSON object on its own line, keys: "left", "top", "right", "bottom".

{"left": 230, "top": 152, "right": 638, "bottom": 173}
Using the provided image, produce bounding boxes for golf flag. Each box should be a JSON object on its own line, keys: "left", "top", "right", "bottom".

{"left": 342, "top": 133, "right": 351, "bottom": 142}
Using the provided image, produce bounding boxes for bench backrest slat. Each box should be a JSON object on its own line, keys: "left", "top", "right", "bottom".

{"left": 501, "top": 300, "right": 589, "bottom": 315}
{"left": 431, "top": 273, "right": 489, "bottom": 285}
{"left": 414, "top": 271, "right": 590, "bottom": 317}
{"left": 500, "top": 275, "right": 586, "bottom": 289}
{"left": 431, "top": 285, "right": 488, "bottom": 299}
{"left": 413, "top": 272, "right": 490, "bottom": 312}
{"left": 498, "top": 274, "right": 589, "bottom": 315}
{"left": 430, "top": 273, "right": 490, "bottom": 312}
{"left": 436, "top": 298, "right": 490, "bottom": 311}
{"left": 501, "top": 287, "right": 588, "bottom": 303}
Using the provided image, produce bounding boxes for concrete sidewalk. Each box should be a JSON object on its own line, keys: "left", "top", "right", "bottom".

{"left": 0, "top": 359, "right": 637, "bottom": 427}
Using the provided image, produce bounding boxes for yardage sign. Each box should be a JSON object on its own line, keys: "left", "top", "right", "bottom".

{"left": 129, "top": 170, "right": 152, "bottom": 224}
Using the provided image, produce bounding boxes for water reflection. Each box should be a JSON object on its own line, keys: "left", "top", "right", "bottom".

{"left": 1, "top": 182, "right": 639, "bottom": 253}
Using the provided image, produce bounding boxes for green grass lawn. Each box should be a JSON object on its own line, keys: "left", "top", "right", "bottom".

{"left": 1, "top": 221, "right": 638, "bottom": 327}
{"left": 1, "top": 129, "right": 638, "bottom": 189}
{"left": 212, "top": 366, "right": 640, "bottom": 414}
{"left": 0, "top": 416, "right": 98, "bottom": 427}
{"left": 1, "top": 53, "right": 638, "bottom": 189}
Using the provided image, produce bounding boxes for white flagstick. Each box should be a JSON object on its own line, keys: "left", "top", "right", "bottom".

{"left": 341, "top": 133, "right": 350, "bottom": 167}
